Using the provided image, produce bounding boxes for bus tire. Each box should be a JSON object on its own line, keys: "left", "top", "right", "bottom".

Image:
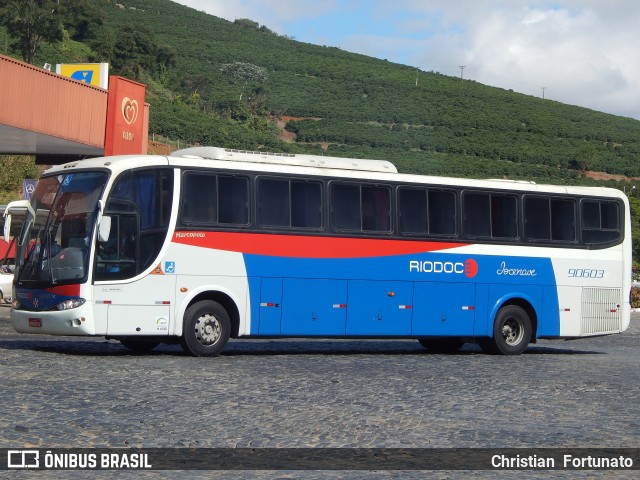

{"left": 483, "top": 305, "right": 532, "bottom": 355}
{"left": 418, "top": 338, "right": 465, "bottom": 353}
{"left": 181, "top": 300, "right": 230, "bottom": 357}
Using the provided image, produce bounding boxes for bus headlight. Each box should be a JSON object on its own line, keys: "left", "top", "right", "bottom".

{"left": 11, "top": 299, "right": 21, "bottom": 310}
{"left": 56, "top": 298, "right": 86, "bottom": 311}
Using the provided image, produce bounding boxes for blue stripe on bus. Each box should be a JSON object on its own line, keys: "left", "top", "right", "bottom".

{"left": 244, "top": 252, "right": 560, "bottom": 338}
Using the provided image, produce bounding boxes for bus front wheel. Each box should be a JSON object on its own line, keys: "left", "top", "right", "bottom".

{"left": 480, "top": 305, "right": 532, "bottom": 355}
{"left": 181, "top": 300, "right": 231, "bottom": 357}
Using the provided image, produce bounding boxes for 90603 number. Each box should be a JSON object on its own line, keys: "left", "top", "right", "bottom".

{"left": 568, "top": 268, "right": 604, "bottom": 279}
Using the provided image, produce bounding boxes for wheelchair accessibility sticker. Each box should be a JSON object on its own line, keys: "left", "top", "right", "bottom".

{"left": 164, "top": 261, "right": 175, "bottom": 274}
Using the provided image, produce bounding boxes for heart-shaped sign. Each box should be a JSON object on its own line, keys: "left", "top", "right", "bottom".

{"left": 121, "top": 97, "right": 139, "bottom": 125}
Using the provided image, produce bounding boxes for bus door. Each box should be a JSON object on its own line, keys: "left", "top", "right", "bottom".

{"left": 93, "top": 208, "right": 176, "bottom": 336}
{"left": 412, "top": 282, "right": 476, "bottom": 335}
{"left": 346, "top": 280, "right": 413, "bottom": 335}
{"left": 95, "top": 274, "right": 176, "bottom": 336}
{"left": 93, "top": 168, "right": 175, "bottom": 336}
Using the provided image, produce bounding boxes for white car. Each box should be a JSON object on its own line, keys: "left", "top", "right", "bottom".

{"left": 0, "top": 265, "right": 14, "bottom": 304}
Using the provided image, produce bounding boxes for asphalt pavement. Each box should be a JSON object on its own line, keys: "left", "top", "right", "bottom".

{"left": 1, "top": 306, "right": 638, "bottom": 479}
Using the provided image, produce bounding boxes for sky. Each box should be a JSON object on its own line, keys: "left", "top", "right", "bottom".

{"left": 172, "top": 0, "right": 640, "bottom": 120}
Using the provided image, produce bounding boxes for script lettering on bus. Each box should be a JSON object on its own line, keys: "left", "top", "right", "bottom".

{"left": 175, "top": 232, "right": 206, "bottom": 238}
{"left": 496, "top": 261, "right": 537, "bottom": 277}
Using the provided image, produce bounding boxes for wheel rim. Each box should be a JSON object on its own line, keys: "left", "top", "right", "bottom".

{"left": 194, "top": 313, "right": 222, "bottom": 346}
{"left": 501, "top": 317, "right": 524, "bottom": 346}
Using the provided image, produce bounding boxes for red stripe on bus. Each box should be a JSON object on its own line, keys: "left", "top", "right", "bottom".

{"left": 46, "top": 284, "right": 81, "bottom": 297}
{"left": 172, "top": 231, "right": 465, "bottom": 258}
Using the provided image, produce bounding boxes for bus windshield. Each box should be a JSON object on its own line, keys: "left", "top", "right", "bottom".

{"left": 15, "top": 172, "right": 108, "bottom": 286}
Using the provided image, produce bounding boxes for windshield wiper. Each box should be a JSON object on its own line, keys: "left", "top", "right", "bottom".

{"left": 16, "top": 239, "right": 40, "bottom": 283}
{"left": 44, "top": 231, "right": 55, "bottom": 284}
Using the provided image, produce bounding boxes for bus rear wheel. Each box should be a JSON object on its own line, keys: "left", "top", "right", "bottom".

{"left": 480, "top": 305, "right": 532, "bottom": 355}
{"left": 181, "top": 300, "right": 230, "bottom": 357}
{"left": 418, "top": 338, "right": 465, "bottom": 353}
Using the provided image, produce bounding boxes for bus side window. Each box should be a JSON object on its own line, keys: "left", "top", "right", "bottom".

{"left": 462, "top": 191, "right": 518, "bottom": 240}
{"left": 525, "top": 197, "right": 550, "bottom": 240}
{"left": 582, "top": 200, "right": 621, "bottom": 245}
{"left": 398, "top": 188, "right": 427, "bottom": 234}
{"left": 182, "top": 173, "right": 217, "bottom": 223}
{"left": 429, "top": 190, "right": 456, "bottom": 236}
{"left": 331, "top": 183, "right": 360, "bottom": 230}
{"left": 463, "top": 192, "right": 491, "bottom": 237}
{"left": 491, "top": 194, "right": 518, "bottom": 239}
{"left": 219, "top": 176, "right": 249, "bottom": 225}
{"left": 181, "top": 172, "right": 249, "bottom": 226}
{"left": 119, "top": 216, "right": 137, "bottom": 261}
{"left": 258, "top": 178, "right": 290, "bottom": 227}
{"left": 551, "top": 199, "right": 576, "bottom": 242}
{"left": 331, "top": 183, "right": 390, "bottom": 233}
{"left": 96, "top": 213, "right": 137, "bottom": 279}
{"left": 291, "top": 180, "right": 322, "bottom": 228}
{"left": 362, "top": 185, "right": 390, "bottom": 232}
{"left": 95, "top": 169, "right": 173, "bottom": 281}
{"left": 525, "top": 196, "right": 576, "bottom": 242}
{"left": 398, "top": 187, "right": 458, "bottom": 237}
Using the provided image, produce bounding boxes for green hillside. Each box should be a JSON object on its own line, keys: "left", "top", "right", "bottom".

{"left": 5, "top": 0, "right": 637, "bottom": 187}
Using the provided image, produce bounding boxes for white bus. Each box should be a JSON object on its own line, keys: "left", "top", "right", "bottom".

{"left": 4, "top": 146, "right": 631, "bottom": 356}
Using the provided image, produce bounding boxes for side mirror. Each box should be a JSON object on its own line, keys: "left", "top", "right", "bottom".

{"left": 3, "top": 200, "right": 36, "bottom": 242}
{"left": 98, "top": 216, "right": 112, "bottom": 242}
{"left": 3, "top": 214, "right": 10, "bottom": 242}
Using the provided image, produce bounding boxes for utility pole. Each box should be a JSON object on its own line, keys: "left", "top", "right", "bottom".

{"left": 459, "top": 65, "right": 465, "bottom": 79}
{"left": 541, "top": 86, "right": 546, "bottom": 99}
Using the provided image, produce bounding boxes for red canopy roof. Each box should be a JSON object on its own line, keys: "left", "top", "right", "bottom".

{"left": 0, "top": 239, "right": 15, "bottom": 260}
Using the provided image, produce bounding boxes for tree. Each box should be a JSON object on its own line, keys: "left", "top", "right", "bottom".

{"left": 89, "top": 27, "right": 116, "bottom": 63}
{"left": 60, "top": 0, "right": 105, "bottom": 41}
{"left": 0, "top": 155, "right": 39, "bottom": 203}
{"left": 0, "top": 0, "right": 64, "bottom": 64}
{"left": 570, "top": 144, "right": 596, "bottom": 172}
{"left": 234, "top": 18, "right": 260, "bottom": 30}
{"left": 155, "top": 43, "right": 177, "bottom": 79}
{"left": 110, "top": 25, "right": 176, "bottom": 81}
{"left": 180, "top": 74, "right": 210, "bottom": 99}
{"left": 220, "top": 62, "right": 268, "bottom": 101}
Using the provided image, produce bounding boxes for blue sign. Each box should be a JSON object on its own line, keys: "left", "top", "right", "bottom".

{"left": 70, "top": 70, "right": 94, "bottom": 84}
{"left": 22, "top": 179, "right": 36, "bottom": 200}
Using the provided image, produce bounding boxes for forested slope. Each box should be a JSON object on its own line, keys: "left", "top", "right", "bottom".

{"left": 5, "top": 0, "right": 635, "bottom": 185}
{"left": 2, "top": 0, "right": 640, "bottom": 187}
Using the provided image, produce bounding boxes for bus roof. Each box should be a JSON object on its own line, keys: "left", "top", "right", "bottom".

{"left": 170, "top": 147, "right": 398, "bottom": 174}
{"left": 41, "top": 149, "right": 625, "bottom": 201}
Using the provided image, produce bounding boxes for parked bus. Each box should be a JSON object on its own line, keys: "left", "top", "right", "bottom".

{"left": 3, "top": 146, "right": 631, "bottom": 356}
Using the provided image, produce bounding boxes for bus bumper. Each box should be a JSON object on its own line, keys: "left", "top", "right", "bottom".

{"left": 11, "top": 303, "right": 96, "bottom": 335}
